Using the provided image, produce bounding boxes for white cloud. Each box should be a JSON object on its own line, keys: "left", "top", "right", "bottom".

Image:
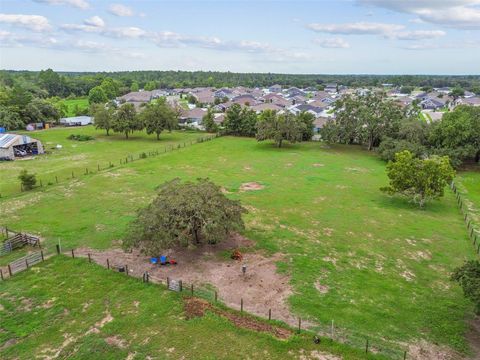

{"left": 313, "top": 37, "right": 350, "bottom": 48}
{"left": 61, "top": 17, "right": 147, "bottom": 38}
{"left": 84, "top": 16, "right": 105, "bottom": 28}
{"left": 358, "top": 0, "right": 480, "bottom": 29}
{"left": 0, "top": 14, "right": 51, "bottom": 31}
{"left": 108, "top": 4, "right": 134, "bottom": 17}
{"left": 34, "top": 0, "right": 90, "bottom": 10}
{"left": 392, "top": 30, "right": 445, "bottom": 40}
{"left": 307, "top": 22, "right": 404, "bottom": 36}
{"left": 307, "top": 21, "right": 446, "bottom": 40}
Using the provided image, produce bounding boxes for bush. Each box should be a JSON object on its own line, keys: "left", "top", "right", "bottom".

{"left": 67, "top": 134, "right": 94, "bottom": 141}
{"left": 18, "top": 170, "right": 37, "bottom": 190}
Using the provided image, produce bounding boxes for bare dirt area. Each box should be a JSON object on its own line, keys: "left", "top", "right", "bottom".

{"left": 239, "top": 182, "right": 265, "bottom": 192}
{"left": 184, "top": 297, "right": 292, "bottom": 339}
{"left": 74, "top": 234, "right": 298, "bottom": 327}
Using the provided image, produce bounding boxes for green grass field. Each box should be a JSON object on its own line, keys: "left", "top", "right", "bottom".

{"left": 0, "top": 131, "right": 477, "bottom": 355}
{"left": 61, "top": 97, "right": 89, "bottom": 117}
{"left": 0, "top": 127, "right": 206, "bottom": 197}
{"left": 0, "top": 256, "right": 377, "bottom": 360}
{"left": 458, "top": 171, "right": 480, "bottom": 227}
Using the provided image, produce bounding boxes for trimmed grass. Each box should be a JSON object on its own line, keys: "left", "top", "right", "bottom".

{"left": 0, "top": 127, "right": 207, "bottom": 197}
{"left": 0, "top": 256, "right": 380, "bottom": 360}
{"left": 457, "top": 171, "right": 480, "bottom": 226}
{"left": 0, "top": 136, "right": 476, "bottom": 353}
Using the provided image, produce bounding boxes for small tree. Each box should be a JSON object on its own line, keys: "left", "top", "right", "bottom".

{"left": 123, "top": 178, "right": 247, "bottom": 255}
{"left": 256, "top": 110, "right": 305, "bottom": 148}
{"left": 112, "top": 103, "right": 139, "bottom": 139}
{"left": 18, "top": 170, "right": 36, "bottom": 190}
{"left": 88, "top": 86, "right": 107, "bottom": 105}
{"left": 91, "top": 104, "right": 113, "bottom": 136}
{"left": 140, "top": 98, "right": 176, "bottom": 140}
{"left": 297, "top": 111, "right": 315, "bottom": 141}
{"left": 202, "top": 107, "right": 218, "bottom": 133}
{"left": 451, "top": 261, "right": 480, "bottom": 314}
{"left": 381, "top": 150, "right": 455, "bottom": 208}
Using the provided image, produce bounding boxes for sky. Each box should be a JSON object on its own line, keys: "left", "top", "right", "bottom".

{"left": 0, "top": 0, "right": 479, "bottom": 74}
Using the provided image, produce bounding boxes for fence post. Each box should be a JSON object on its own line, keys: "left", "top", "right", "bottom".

{"left": 241, "top": 298, "right": 243, "bottom": 312}
{"left": 125, "top": 265, "right": 129, "bottom": 275}
{"left": 191, "top": 284, "right": 194, "bottom": 295}
{"left": 55, "top": 176, "right": 58, "bottom": 184}
{"left": 8, "top": 264, "right": 12, "bottom": 277}
{"left": 215, "top": 291, "right": 217, "bottom": 302}
{"left": 179, "top": 280, "right": 183, "bottom": 291}
{"left": 88, "top": 253, "right": 91, "bottom": 263}
{"left": 0, "top": 269, "right": 3, "bottom": 280}
{"left": 25, "top": 258, "right": 29, "bottom": 268}
{"left": 56, "top": 244, "right": 60, "bottom": 254}
{"left": 167, "top": 277, "right": 170, "bottom": 288}
{"left": 41, "top": 250, "right": 44, "bottom": 261}
{"left": 146, "top": 272, "right": 150, "bottom": 283}
{"left": 298, "top": 318, "right": 301, "bottom": 333}
{"left": 97, "top": 164, "right": 100, "bottom": 171}
{"left": 107, "top": 258, "right": 110, "bottom": 269}
{"left": 71, "top": 249, "right": 75, "bottom": 258}
{"left": 365, "top": 339, "right": 369, "bottom": 354}
{"left": 268, "top": 309, "right": 271, "bottom": 320}
{"left": 404, "top": 350, "right": 407, "bottom": 360}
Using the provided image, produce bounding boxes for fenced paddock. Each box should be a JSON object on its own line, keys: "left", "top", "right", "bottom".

{"left": 0, "top": 228, "right": 41, "bottom": 257}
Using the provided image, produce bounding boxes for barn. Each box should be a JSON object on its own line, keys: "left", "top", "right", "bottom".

{"left": 0, "top": 133, "right": 44, "bottom": 161}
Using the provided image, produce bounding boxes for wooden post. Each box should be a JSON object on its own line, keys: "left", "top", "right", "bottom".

{"left": 404, "top": 350, "right": 407, "bottom": 360}
{"left": 56, "top": 244, "right": 60, "bottom": 254}
{"left": 215, "top": 291, "right": 218, "bottom": 302}
{"left": 298, "top": 318, "right": 301, "bottom": 333}
{"left": 7, "top": 264, "right": 12, "bottom": 277}
{"left": 41, "top": 250, "right": 44, "bottom": 261}
{"left": 55, "top": 176, "right": 58, "bottom": 183}
{"left": 179, "top": 280, "right": 183, "bottom": 292}
{"left": 191, "top": 284, "right": 194, "bottom": 295}
{"left": 125, "top": 265, "right": 129, "bottom": 275}
{"left": 88, "top": 253, "right": 91, "bottom": 263}
{"left": 146, "top": 272, "right": 149, "bottom": 283}
{"left": 365, "top": 339, "right": 369, "bottom": 354}
{"left": 107, "top": 259, "right": 110, "bottom": 269}
{"left": 268, "top": 309, "right": 271, "bottom": 320}
{"left": 97, "top": 164, "right": 100, "bottom": 171}
{"left": 167, "top": 277, "right": 170, "bottom": 288}
{"left": 71, "top": 249, "right": 75, "bottom": 258}
{"left": 241, "top": 298, "right": 243, "bottom": 312}
{"left": 25, "top": 258, "right": 29, "bottom": 268}
{"left": 0, "top": 269, "right": 3, "bottom": 280}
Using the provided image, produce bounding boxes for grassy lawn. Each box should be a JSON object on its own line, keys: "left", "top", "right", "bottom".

{"left": 0, "top": 126, "right": 207, "bottom": 197}
{"left": 0, "top": 256, "right": 377, "bottom": 360}
{"left": 0, "top": 136, "right": 476, "bottom": 353}
{"left": 61, "top": 97, "right": 89, "bottom": 117}
{"left": 457, "top": 171, "right": 480, "bottom": 226}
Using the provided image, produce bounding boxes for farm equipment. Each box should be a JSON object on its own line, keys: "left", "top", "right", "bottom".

{"left": 150, "top": 256, "right": 177, "bottom": 266}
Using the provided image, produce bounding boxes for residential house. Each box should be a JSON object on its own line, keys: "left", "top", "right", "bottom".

{"left": 420, "top": 97, "right": 447, "bottom": 110}
{"left": 250, "top": 103, "right": 284, "bottom": 113}
{"left": 179, "top": 108, "right": 207, "bottom": 126}
{"left": 214, "top": 88, "right": 235, "bottom": 99}
{"left": 268, "top": 84, "right": 282, "bottom": 93}
{"left": 290, "top": 104, "right": 324, "bottom": 117}
{"left": 232, "top": 94, "right": 257, "bottom": 106}
{"left": 285, "top": 87, "right": 306, "bottom": 98}
{"left": 324, "top": 83, "right": 338, "bottom": 93}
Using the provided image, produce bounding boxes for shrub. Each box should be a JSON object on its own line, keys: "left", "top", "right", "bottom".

{"left": 18, "top": 170, "right": 37, "bottom": 190}
{"left": 67, "top": 134, "right": 94, "bottom": 141}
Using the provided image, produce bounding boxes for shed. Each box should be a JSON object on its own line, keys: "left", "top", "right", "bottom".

{"left": 60, "top": 116, "right": 93, "bottom": 126}
{"left": 0, "top": 133, "right": 44, "bottom": 160}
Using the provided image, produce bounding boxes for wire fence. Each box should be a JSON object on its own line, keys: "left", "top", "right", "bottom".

{"left": 0, "top": 133, "right": 221, "bottom": 199}
{"left": 451, "top": 181, "right": 480, "bottom": 256}
{"left": 1, "top": 244, "right": 412, "bottom": 359}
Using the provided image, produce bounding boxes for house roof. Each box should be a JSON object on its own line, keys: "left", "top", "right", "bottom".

{"left": 250, "top": 103, "right": 283, "bottom": 112}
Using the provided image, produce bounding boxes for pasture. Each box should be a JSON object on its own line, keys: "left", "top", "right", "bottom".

{"left": 0, "top": 131, "right": 477, "bottom": 356}
{"left": 61, "top": 97, "right": 89, "bottom": 117}
{"left": 0, "top": 256, "right": 375, "bottom": 360}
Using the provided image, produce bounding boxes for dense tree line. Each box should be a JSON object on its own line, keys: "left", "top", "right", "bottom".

{"left": 320, "top": 93, "right": 480, "bottom": 167}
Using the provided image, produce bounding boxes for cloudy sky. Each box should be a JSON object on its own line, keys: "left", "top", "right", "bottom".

{"left": 0, "top": 0, "right": 479, "bottom": 74}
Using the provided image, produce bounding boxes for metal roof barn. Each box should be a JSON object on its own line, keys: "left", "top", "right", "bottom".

{"left": 0, "top": 133, "right": 44, "bottom": 161}
{"left": 59, "top": 116, "right": 93, "bottom": 126}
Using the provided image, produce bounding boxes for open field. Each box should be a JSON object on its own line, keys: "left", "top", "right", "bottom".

{"left": 0, "top": 256, "right": 378, "bottom": 360}
{"left": 458, "top": 172, "right": 480, "bottom": 224}
{"left": 61, "top": 97, "right": 89, "bottom": 117}
{"left": 0, "top": 127, "right": 206, "bottom": 197}
{"left": 0, "top": 135, "right": 477, "bottom": 356}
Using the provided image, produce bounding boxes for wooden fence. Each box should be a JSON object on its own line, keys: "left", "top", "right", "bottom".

{"left": 451, "top": 181, "right": 480, "bottom": 255}
{"left": 5, "top": 250, "right": 44, "bottom": 276}
{"left": 1, "top": 133, "right": 221, "bottom": 198}
{"left": 0, "top": 231, "right": 41, "bottom": 257}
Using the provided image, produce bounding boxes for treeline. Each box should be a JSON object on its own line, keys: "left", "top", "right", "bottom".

{"left": 321, "top": 94, "right": 480, "bottom": 167}
{"left": 2, "top": 69, "right": 480, "bottom": 97}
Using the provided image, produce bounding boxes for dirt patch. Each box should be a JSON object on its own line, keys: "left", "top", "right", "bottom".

{"left": 314, "top": 281, "right": 329, "bottom": 295}
{"left": 74, "top": 233, "right": 297, "bottom": 327}
{"left": 407, "top": 339, "right": 462, "bottom": 360}
{"left": 312, "top": 163, "right": 324, "bottom": 167}
{"left": 466, "top": 316, "right": 480, "bottom": 360}
{"left": 86, "top": 310, "right": 114, "bottom": 335}
{"left": 184, "top": 297, "right": 292, "bottom": 339}
{"left": 240, "top": 182, "right": 264, "bottom": 192}
{"left": 297, "top": 349, "right": 341, "bottom": 360}
{"left": 0, "top": 338, "right": 17, "bottom": 350}
{"left": 323, "top": 228, "right": 334, "bottom": 237}
{"left": 104, "top": 335, "right": 127, "bottom": 349}
{"left": 400, "top": 270, "right": 416, "bottom": 282}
